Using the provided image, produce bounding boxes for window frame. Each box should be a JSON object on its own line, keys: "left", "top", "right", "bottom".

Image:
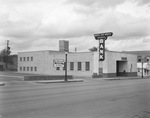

{"left": 77, "top": 62, "right": 82, "bottom": 71}
{"left": 85, "top": 62, "right": 90, "bottom": 71}
{"left": 70, "top": 62, "right": 74, "bottom": 71}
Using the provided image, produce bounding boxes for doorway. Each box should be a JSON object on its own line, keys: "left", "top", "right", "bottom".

{"left": 116, "top": 61, "right": 127, "bottom": 76}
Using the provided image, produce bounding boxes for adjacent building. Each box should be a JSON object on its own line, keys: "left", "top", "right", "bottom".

{"left": 126, "top": 50, "right": 150, "bottom": 77}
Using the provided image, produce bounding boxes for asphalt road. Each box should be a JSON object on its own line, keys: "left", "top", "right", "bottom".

{"left": 0, "top": 72, "right": 150, "bottom": 118}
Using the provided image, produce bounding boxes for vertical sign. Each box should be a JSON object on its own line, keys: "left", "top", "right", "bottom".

{"left": 94, "top": 32, "right": 113, "bottom": 61}
{"left": 99, "top": 38, "right": 105, "bottom": 61}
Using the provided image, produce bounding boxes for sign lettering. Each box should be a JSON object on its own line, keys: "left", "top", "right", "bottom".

{"left": 99, "top": 38, "right": 105, "bottom": 61}
{"left": 94, "top": 32, "right": 113, "bottom": 61}
{"left": 100, "top": 55, "right": 103, "bottom": 59}
{"left": 53, "top": 59, "right": 64, "bottom": 67}
{"left": 100, "top": 50, "right": 103, "bottom": 54}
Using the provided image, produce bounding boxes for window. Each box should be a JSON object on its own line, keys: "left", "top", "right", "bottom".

{"left": 34, "top": 67, "right": 37, "bottom": 71}
{"left": 31, "top": 57, "right": 33, "bottom": 61}
{"left": 70, "top": 62, "right": 74, "bottom": 70}
{"left": 77, "top": 62, "right": 82, "bottom": 71}
{"left": 56, "top": 67, "right": 60, "bottom": 70}
{"left": 20, "top": 67, "right": 22, "bottom": 71}
{"left": 147, "top": 59, "right": 149, "bottom": 62}
{"left": 27, "top": 57, "right": 29, "bottom": 61}
{"left": 27, "top": 67, "right": 29, "bottom": 71}
{"left": 20, "top": 57, "right": 22, "bottom": 62}
{"left": 24, "top": 57, "right": 26, "bottom": 61}
{"left": 23, "top": 67, "right": 25, "bottom": 71}
{"left": 85, "top": 62, "right": 90, "bottom": 71}
{"left": 31, "top": 67, "right": 33, "bottom": 71}
{"left": 138, "top": 59, "right": 141, "bottom": 62}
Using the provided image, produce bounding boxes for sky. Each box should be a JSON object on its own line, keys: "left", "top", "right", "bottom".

{"left": 0, "top": 0, "right": 150, "bottom": 54}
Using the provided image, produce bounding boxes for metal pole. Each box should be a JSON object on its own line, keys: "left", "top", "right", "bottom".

{"left": 65, "top": 52, "right": 67, "bottom": 81}
{"left": 142, "top": 61, "right": 143, "bottom": 78}
{"left": 6, "top": 40, "right": 9, "bottom": 69}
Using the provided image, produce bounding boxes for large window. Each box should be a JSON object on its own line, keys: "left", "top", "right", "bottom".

{"left": 27, "top": 57, "right": 29, "bottom": 61}
{"left": 77, "top": 62, "right": 82, "bottom": 71}
{"left": 85, "top": 62, "right": 90, "bottom": 71}
{"left": 24, "top": 57, "right": 26, "bottom": 61}
{"left": 27, "top": 67, "right": 29, "bottom": 71}
{"left": 70, "top": 62, "right": 74, "bottom": 71}
{"left": 31, "top": 57, "right": 33, "bottom": 61}
{"left": 31, "top": 67, "right": 33, "bottom": 71}
{"left": 20, "top": 67, "right": 22, "bottom": 71}
{"left": 20, "top": 57, "right": 22, "bottom": 62}
{"left": 56, "top": 67, "right": 60, "bottom": 70}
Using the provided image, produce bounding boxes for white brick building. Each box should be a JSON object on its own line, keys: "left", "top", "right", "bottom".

{"left": 18, "top": 50, "right": 137, "bottom": 78}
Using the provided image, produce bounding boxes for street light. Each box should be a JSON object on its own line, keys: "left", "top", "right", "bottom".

{"left": 141, "top": 56, "right": 147, "bottom": 78}
{"left": 65, "top": 52, "right": 68, "bottom": 81}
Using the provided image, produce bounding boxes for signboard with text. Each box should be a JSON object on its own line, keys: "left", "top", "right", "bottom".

{"left": 53, "top": 59, "right": 64, "bottom": 67}
{"left": 99, "top": 39, "right": 105, "bottom": 61}
{"left": 94, "top": 32, "right": 113, "bottom": 61}
{"left": 94, "top": 32, "right": 113, "bottom": 38}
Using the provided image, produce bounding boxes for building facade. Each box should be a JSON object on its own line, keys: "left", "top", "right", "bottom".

{"left": 59, "top": 40, "right": 69, "bottom": 52}
{"left": 18, "top": 50, "right": 137, "bottom": 78}
{"left": 125, "top": 51, "right": 150, "bottom": 77}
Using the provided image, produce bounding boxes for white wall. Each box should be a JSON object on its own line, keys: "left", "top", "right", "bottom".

{"left": 18, "top": 50, "right": 137, "bottom": 77}
{"left": 18, "top": 51, "right": 94, "bottom": 77}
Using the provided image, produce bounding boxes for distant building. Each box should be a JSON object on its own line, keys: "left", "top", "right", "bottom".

{"left": 59, "top": 40, "right": 69, "bottom": 52}
{"left": 125, "top": 50, "right": 150, "bottom": 77}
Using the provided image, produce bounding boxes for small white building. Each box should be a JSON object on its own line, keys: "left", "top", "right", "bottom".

{"left": 137, "top": 61, "right": 150, "bottom": 77}
{"left": 125, "top": 51, "right": 150, "bottom": 77}
{"left": 18, "top": 50, "right": 137, "bottom": 78}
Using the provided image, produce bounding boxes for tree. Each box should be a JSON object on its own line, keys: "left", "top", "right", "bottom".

{"left": 89, "top": 46, "right": 98, "bottom": 52}
{"left": 0, "top": 48, "right": 11, "bottom": 69}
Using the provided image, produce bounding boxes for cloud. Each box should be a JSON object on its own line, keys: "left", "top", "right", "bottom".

{"left": 0, "top": 0, "right": 150, "bottom": 53}
{"left": 136, "top": 0, "right": 150, "bottom": 5}
{"left": 66, "top": 0, "right": 126, "bottom": 8}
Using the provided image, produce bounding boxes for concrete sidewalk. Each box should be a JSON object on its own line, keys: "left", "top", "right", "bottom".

{"left": 35, "top": 79, "right": 84, "bottom": 84}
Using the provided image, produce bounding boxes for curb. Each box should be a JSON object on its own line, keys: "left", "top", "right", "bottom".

{"left": 104, "top": 77, "right": 148, "bottom": 80}
{"left": 35, "top": 79, "right": 84, "bottom": 84}
{"left": 0, "top": 82, "right": 5, "bottom": 86}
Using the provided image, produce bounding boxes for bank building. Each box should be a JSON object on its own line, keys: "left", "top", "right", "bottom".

{"left": 18, "top": 40, "right": 137, "bottom": 78}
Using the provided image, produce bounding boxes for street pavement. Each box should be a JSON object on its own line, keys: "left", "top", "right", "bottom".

{"left": 0, "top": 72, "right": 150, "bottom": 118}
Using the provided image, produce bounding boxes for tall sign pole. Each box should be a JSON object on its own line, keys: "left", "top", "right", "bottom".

{"left": 94, "top": 32, "right": 113, "bottom": 76}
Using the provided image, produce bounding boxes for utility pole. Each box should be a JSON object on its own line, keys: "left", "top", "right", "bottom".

{"left": 6, "top": 40, "right": 9, "bottom": 69}
{"left": 65, "top": 52, "right": 68, "bottom": 81}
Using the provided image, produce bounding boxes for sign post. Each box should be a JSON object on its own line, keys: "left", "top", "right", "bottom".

{"left": 94, "top": 32, "right": 113, "bottom": 76}
{"left": 94, "top": 32, "right": 113, "bottom": 61}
